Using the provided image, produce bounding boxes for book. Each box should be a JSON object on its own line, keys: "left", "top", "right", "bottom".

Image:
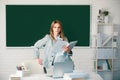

{"left": 63, "top": 72, "right": 89, "bottom": 80}
{"left": 64, "top": 77, "right": 84, "bottom": 80}
{"left": 72, "top": 78, "right": 84, "bottom": 80}
{"left": 106, "top": 59, "right": 112, "bottom": 70}
{"left": 53, "top": 40, "right": 78, "bottom": 53}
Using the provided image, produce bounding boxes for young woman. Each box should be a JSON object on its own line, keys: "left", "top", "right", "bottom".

{"left": 34, "top": 20, "right": 73, "bottom": 74}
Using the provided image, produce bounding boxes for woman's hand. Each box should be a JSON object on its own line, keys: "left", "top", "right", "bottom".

{"left": 62, "top": 45, "right": 71, "bottom": 53}
{"left": 35, "top": 58, "right": 43, "bottom": 65}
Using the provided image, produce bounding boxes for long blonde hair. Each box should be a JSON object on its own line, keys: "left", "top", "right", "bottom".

{"left": 50, "top": 20, "right": 65, "bottom": 41}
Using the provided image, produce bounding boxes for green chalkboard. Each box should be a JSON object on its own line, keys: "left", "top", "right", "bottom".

{"left": 6, "top": 5, "right": 90, "bottom": 47}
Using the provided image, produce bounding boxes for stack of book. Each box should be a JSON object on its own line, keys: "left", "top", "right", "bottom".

{"left": 63, "top": 72, "right": 89, "bottom": 80}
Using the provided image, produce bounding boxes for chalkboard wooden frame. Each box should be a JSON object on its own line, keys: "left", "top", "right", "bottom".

{"left": 6, "top": 5, "right": 90, "bottom": 47}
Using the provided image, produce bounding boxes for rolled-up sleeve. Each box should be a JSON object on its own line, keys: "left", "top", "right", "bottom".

{"left": 63, "top": 50, "right": 73, "bottom": 56}
{"left": 67, "top": 51, "right": 73, "bottom": 56}
{"left": 64, "top": 37, "right": 73, "bottom": 56}
{"left": 34, "top": 34, "right": 49, "bottom": 59}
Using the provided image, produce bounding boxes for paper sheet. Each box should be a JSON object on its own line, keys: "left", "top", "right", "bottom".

{"left": 53, "top": 40, "right": 68, "bottom": 53}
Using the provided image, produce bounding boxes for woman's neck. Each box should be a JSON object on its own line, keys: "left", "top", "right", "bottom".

{"left": 54, "top": 33, "right": 59, "bottom": 37}
{"left": 54, "top": 34, "right": 60, "bottom": 40}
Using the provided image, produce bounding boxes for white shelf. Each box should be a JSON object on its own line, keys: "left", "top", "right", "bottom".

{"left": 97, "top": 46, "right": 115, "bottom": 48}
{"left": 97, "top": 23, "right": 113, "bottom": 26}
{"left": 95, "top": 23, "right": 118, "bottom": 80}
{"left": 97, "top": 70, "right": 111, "bottom": 72}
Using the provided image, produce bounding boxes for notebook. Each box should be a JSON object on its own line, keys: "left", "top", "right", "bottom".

{"left": 53, "top": 40, "right": 78, "bottom": 53}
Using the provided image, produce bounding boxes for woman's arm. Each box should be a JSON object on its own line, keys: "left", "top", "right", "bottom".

{"left": 34, "top": 34, "right": 50, "bottom": 50}
{"left": 34, "top": 34, "right": 50, "bottom": 62}
{"left": 62, "top": 37, "right": 73, "bottom": 56}
{"left": 62, "top": 45, "right": 73, "bottom": 56}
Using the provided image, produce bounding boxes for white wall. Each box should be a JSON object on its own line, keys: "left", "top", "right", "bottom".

{"left": 0, "top": 0, "right": 120, "bottom": 80}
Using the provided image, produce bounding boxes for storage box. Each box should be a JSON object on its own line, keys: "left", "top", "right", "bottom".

{"left": 16, "top": 70, "right": 30, "bottom": 77}
{"left": 9, "top": 74, "right": 21, "bottom": 80}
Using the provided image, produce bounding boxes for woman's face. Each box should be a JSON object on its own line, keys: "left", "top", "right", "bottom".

{"left": 53, "top": 23, "right": 61, "bottom": 35}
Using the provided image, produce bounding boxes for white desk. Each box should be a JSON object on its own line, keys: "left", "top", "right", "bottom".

{"left": 20, "top": 72, "right": 103, "bottom": 80}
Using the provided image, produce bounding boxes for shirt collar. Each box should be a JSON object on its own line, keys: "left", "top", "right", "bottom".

{"left": 55, "top": 35, "right": 63, "bottom": 41}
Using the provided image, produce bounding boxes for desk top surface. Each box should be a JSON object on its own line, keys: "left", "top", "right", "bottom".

{"left": 21, "top": 72, "right": 103, "bottom": 80}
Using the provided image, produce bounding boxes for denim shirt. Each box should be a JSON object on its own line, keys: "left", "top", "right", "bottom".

{"left": 34, "top": 34, "right": 73, "bottom": 68}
